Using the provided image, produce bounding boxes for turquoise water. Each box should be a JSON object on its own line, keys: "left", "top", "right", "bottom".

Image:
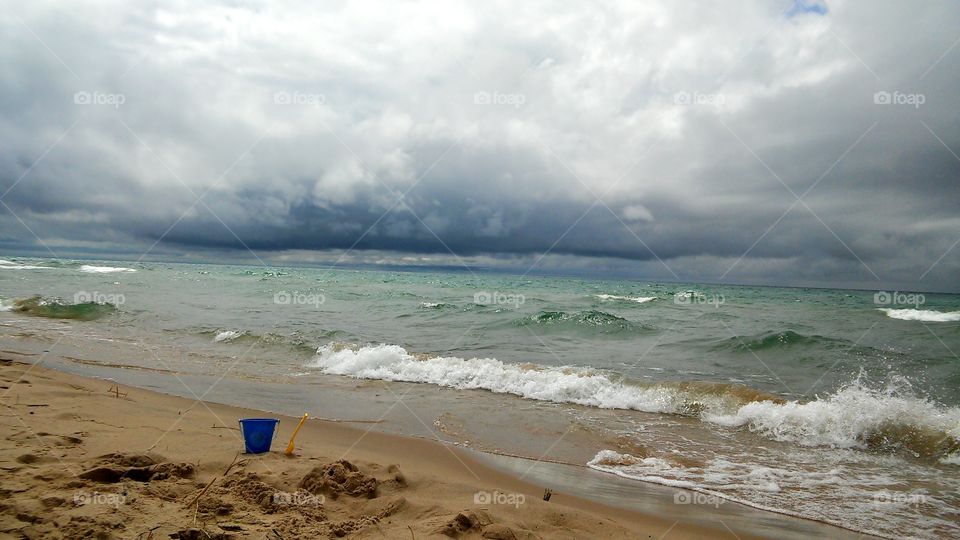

{"left": 2, "top": 256, "right": 959, "bottom": 539}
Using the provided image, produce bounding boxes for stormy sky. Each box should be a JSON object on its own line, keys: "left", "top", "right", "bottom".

{"left": 1, "top": 1, "right": 958, "bottom": 291}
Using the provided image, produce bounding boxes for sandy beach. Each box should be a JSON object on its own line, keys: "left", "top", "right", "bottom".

{"left": 0, "top": 354, "right": 775, "bottom": 540}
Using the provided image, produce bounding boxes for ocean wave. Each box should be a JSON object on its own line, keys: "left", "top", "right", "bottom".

{"left": 0, "top": 259, "right": 51, "bottom": 270}
{"left": 419, "top": 302, "right": 451, "bottom": 309}
{"left": 516, "top": 310, "right": 650, "bottom": 333}
{"left": 213, "top": 330, "right": 246, "bottom": 343}
{"left": 6, "top": 296, "right": 117, "bottom": 321}
{"left": 594, "top": 294, "right": 657, "bottom": 303}
{"left": 308, "top": 343, "right": 783, "bottom": 416}
{"left": 880, "top": 309, "right": 960, "bottom": 322}
{"left": 79, "top": 265, "right": 136, "bottom": 273}
{"left": 308, "top": 343, "right": 960, "bottom": 461}
{"left": 714, "top": 330, "right": 846, "bottom": 352}
{"left": 706, "top": 376, "right": 960, "bottom": 460}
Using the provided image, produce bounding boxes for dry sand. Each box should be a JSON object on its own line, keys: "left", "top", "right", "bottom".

{"left": 0, "top": 355, "right": 797, "bottom": 539}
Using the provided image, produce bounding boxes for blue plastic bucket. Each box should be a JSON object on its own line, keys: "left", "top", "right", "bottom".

{"left": 238, "top": 418, "right": 280, "bottom": 454}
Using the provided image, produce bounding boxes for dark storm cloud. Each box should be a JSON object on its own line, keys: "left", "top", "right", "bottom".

{"left": 1, "top": 0, "right": 958, "bottom": 291}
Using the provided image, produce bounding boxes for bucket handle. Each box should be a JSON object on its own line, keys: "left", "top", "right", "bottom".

{"left": 238, "top": 419, "right": 281, "bottom": 440}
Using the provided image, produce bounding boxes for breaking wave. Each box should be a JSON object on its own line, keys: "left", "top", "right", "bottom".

{"left": 79, "top": 265, "right": 137, "bottom": 273}
{"left": 307, "top": 343, "right": 960, "bottom": 461}
{"left": 0, "top": 259, "right": 51, "bottom": 270}
{"left": 515, "top": 310, "right": 650, "bottom": 334}
{"left": 6, "top": 295, "right": 117, "bottom": 321}
{"left": 880, "top": 309, "right": 960, "bottom": 322}
{"left": 594, "top": 294, "right": 657, "bottom": 303}
{"left": 714, "top": 330, "right": 848, "bottom": 352}
{"left": 213, "top": 330, "right": 246, "bottom": 343}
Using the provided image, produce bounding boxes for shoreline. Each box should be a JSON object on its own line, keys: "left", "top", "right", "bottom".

{"left": 0, "top": 354, "right": 869, "bottom": 539}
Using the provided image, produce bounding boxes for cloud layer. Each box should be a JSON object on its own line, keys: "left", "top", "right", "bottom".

{"left": 1, "top": 0, "right": 958, "bottom": 290}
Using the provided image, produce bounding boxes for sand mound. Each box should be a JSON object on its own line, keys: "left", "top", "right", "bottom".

{"left": 78, "top": 453, "right": 194, "bottom": 484}
{"left": 300, "top": 459, "right": 378, "bottom": 499}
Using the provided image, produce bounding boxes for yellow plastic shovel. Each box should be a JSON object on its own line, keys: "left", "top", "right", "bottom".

{"left": 284, "top": 413, "right": 309, "bottom": 456}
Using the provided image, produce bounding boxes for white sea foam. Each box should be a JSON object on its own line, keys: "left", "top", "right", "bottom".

{"left": 595, "top": 294, "right": 656, "bottom": 303}
{"left": 308, "top": 343, "right": 687, "bottom": 413}
{"left": 880, "top": 309, "right": 960, "bottom": 322}
{"left": 0, "top": 259, "right": 50, "bottom": 270}
{"left": 214, "top": 330, "right": 245, "bottom": 343}
{"left": 706, "top": 378, "right": 960, "bottom": 454}
{"left": 80, "top": 265, "right": 136, "bottom": 273}
{"left": 309, "top": 344, "right": 960, "bottom": 459}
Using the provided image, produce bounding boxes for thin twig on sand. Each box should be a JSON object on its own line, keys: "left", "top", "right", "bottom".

{"left": 184, "top": 452, "right": 241, "bottom": 508}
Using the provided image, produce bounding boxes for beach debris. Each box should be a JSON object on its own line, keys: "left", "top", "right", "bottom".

{"left": 185, "top": 453, "right": 240, "bottom": 509}
{"left": 284, "top": 413, "right": 309, "bottom": 456}
{"left": 107, "top": 384, "right": 127, "bottom": 399}
{"left": 169, "top": 527, "right": 230, "bottom": 539}
{"left": 300, "top": 460, "right": 378, "bottom": 499}
{"left": 542, "top": 488, "right": 552, "bottom": 502}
